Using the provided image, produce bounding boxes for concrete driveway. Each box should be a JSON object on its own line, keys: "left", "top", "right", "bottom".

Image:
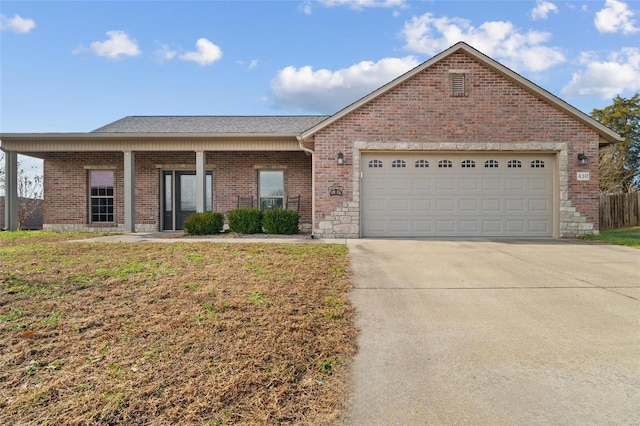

{"left": 345, "top": 239, "right": 640, "bottom": 425}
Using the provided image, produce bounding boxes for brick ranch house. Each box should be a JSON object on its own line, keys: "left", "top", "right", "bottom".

{"left": 2, "top": 42, "right": 622, "bottom": 238}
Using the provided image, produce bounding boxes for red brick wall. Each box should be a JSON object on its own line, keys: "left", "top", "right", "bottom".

{"left": 312, "top": 51, "right": 600, "bottom": 232}
{"left": 43, "top": 151, "right": 311, "bottom": 230}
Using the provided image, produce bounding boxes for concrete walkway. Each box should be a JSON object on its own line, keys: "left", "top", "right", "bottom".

{"left": 74, "top": 231, "right": 346, "bottom": 244}
{"left": 345, "top": 239, "right": 640, "bottom": 425}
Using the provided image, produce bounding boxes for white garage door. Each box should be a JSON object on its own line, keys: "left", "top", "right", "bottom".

{"left": 361, "top": 153, "right": 554, "bottom": 237}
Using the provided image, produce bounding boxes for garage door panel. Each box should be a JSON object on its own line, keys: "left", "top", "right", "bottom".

{"left": 366, "top": 177, "right": 387, "bottom": 191}
{"left": 529, "top": 220, "right": 549, "bottom": 232}
{"left": 364, "top": 219, "right": 386, "bottom": 234}
{"left": 436, "top": 220, "right": 455, "bottom": 232}
{"left": 389, "top": 220, "right": 410, "bottom": 233}
{"left": 436, "top": 199, "right": 455, "bottom": 212}
{"left": 389, "top": 199, "right": 410, "bottom": 213}
{"left": 459, "top": 220, "right": 479, "bottom": 233}
{"left": 389, "top": 178, "right": 409, "bottom": 191}
{"left": 459, "top": 199, "right": 479, "bottom": 212}
{"left": 481, "top": 178, "right": 502, "bottom": 191}
{"left": 529, "top": 177, "right": 550, "bottom": 191}
{"left": 505, "top": 178, "right": 525, "bottom": 191}
{"left": 482, "top": 220, "right": 502, "bottom": 232}
{"left": 529, "top": 199, "right": 549, "bottom": 212}
{"left": 436, "top": 179, "right": 455, "bottom": 191}
{"left": 362, "top": 153, "right": 553, "bottom": 237}
{"left": 482, "top": 199, "right": 502, "bottom": 212}
{"left": 505, "top": 199, "right": 526, "bottom": 212}
{"left": 413, "top": 220, "right": 432, "bottom": 232}
{"left": 505, "top": 220, "right": 526, "bottom": 232}
{"left": 413, "top": 199, "right": 433, "bottom": 212}
{"left": 365, "top": 198, "right": 387, "bottom": 213}
{"left": 412, "top": 177, "right": 432, "bottom": 191}
{"left": 459, "top": 178, "right": 479, "bottom": 191}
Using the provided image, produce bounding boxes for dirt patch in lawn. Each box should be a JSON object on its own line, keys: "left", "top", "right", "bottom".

{"left": 0, "top": 233, "right": 357, "bottom": 424}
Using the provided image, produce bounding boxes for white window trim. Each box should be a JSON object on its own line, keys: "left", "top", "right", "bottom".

{"left": 88, "top": 169, "right": 115, "bottom": 224}
{"left": 258, "top": 169, "right": 285, "bottom": 210}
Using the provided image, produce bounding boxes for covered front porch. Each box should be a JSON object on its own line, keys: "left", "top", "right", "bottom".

{"left": 2, "top": 133, "right": 314, "bottom": 232}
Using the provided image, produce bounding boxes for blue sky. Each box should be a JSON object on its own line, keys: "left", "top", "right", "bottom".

{"left": 1, "top": 0, "right": 639, "bottom": 136}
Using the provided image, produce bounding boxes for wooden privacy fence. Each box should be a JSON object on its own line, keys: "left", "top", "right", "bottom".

{"left": 600, "top": 192, "right": 640, "bottom": 229}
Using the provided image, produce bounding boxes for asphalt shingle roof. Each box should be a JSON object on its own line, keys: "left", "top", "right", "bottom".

{"left": 92, "top": 116, "right": 329, "bottom": 134}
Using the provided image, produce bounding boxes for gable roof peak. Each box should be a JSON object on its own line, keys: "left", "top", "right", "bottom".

{"left": 300, "top": 42, "right": 621, "bottom": 144}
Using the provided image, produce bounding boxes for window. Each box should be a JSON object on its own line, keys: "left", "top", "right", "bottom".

{"left": 461, "top": 160, "right": 476, "bottom": 168}
{"left": 259, "top": 170, "right": 284, "bottom": 209}
{"left": 450, "top": 73, "right": 466, "bottom": 97}
{"left": 484, "top": 160, "right": 499, "bottom": 168}
{"left": 368, "top": 159, "right": 383, "bottom": 168}
{"left": 531, "top": 160, "right": 545, "bottom": 168}
{"left": 415, "top": 160, "right": 429, "bottom": 168}
{"left": 89, "top": 170, "right": 114, "bottom": 223}
{"left": 438, "top": 159, "right": 453, "bottom": 168}
{"left": 392, "top": 160, "right": 406, "bottom": 168}
{"left": 507, "top": 160, "right": 522, "bottom": 169}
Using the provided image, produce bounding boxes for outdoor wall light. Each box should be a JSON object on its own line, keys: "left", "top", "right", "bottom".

{"left": 578, "top": 152, "right": 589, "bottom": 166}
{"left": 337, "top": 152, "right": 344, "bottom": 166}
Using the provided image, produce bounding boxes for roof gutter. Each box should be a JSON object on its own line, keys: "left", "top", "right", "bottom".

{"left": 0, "top": 132, "right": 302, "bottom": 140}
{"left": 297, "top": 136, "right": 316, "bottom": 238}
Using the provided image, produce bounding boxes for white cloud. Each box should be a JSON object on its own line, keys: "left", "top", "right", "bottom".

{"left": 594, "top": 0, "right": 639, "bottom": 33}
{"left": 154, "top": 43, "right": 177, "bottom": 62}
{"left": 562, "top": 47, "right": 640, "bottom": 98}
{"left": 238, "top": 59, "right": 259, "bottom": 69}
{"left": 300, "top": 1, "right": 313, "bottom": 15}
{"left": 0, "top": 14, "right": 36, "bottom": 33}
{"left": 270, "top": 56, "right": 420, "bottom": 113}
{"left": 302, "top": 0, "right": 405, "bottom": 13}
{"left": 179, "top": 38, "right": 222, "bottom": 66}
{"left": 318, "top": 0, "right": 405, "bottom": 9}
{"left": 531, "top": 1, "right": 559, "bottom": 20}
{"left": 75, "top": 31, "right": 141, "bottom": 59}
{"left": 400, "top": 13, "right": 565, "bottom": 73}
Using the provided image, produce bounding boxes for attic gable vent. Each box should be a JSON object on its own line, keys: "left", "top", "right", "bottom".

{"left": 449, "top": 71, "right": 467, "bottom": 97}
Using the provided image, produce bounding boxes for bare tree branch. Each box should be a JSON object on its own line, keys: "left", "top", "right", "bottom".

{"left": 1, "top": 152, "right": 44, "bottom": 229}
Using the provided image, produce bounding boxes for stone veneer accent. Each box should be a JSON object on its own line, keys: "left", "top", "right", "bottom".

{"left": 314, "top": 141, "right": 598, "bottom": 239}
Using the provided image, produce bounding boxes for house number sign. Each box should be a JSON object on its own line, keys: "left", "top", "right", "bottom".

{"left": 577, "top": 172, "right": 590, "bottom": 181}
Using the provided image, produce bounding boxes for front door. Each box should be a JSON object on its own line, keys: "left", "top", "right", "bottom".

{"left": 162, "top": 171, "right": 212, "bottom": 230}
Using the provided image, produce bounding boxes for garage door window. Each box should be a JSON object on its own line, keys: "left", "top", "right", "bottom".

{"left": 438, "top": 160, "right": 453, "bottom": 168}
{"left": 369, "top": 160, "right": 383, "bottom": 168}
{"left": 461, "top": 160, "right": 476, "bottom": 168}
{"left": 508, "top": 160, "right": 522, "bottom": 168}
{"left": 531, "top": 160, "right": 545, "bottom": 168}
{"left": 485, "top": 160, "right": 499, "bottom": 168}
{"left": 392, "top": 160, "right": 406, "bottom": 168}
{"left": 415, "top": 160, "right": 429, "bottom": 168}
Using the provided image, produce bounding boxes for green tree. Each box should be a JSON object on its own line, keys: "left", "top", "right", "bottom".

{"left": 591, "top": 93, "right": 640, "bottom": 194}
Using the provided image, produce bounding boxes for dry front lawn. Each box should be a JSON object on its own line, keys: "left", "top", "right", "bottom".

{"left": 0, "top": 233, "right": 356, "bottom": 425}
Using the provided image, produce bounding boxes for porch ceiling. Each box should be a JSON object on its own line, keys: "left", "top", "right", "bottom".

{"left": 0, "top": 133, "right": 309, "bottom": 155}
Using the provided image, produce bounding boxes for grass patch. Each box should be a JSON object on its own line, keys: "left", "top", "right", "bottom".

{"left": 582, "top": 227, "right": 640, "bottom": 248}
{"left": 0, "top": 232, "right": 356, "bottom": 424}
{"left": 0, "top": 230, "right": 117, "bottom": 247}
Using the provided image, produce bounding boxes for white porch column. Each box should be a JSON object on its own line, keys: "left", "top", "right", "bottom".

{"left": 4, "top": 151, "right": 18, "bottom": 231}
{"left": 195, "top": 151, "right": 206, "bottom": 213}
{"left": 123, "top": 151, "right": 136, "bottom": 232}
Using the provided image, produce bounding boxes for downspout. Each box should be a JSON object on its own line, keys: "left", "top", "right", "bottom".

{"left": 296, "top": 136, "right": 315, "bottom": 238}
